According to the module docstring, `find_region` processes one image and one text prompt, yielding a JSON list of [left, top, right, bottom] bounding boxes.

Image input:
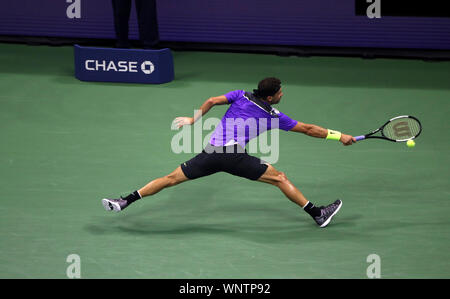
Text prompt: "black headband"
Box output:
[[252, 86, 280, 98]]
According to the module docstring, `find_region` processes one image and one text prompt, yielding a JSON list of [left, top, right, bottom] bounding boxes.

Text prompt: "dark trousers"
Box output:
[[111, 0, 159, 48]]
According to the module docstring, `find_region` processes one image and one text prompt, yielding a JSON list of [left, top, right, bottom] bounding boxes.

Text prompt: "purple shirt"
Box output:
[[209, 90, 298, 148]]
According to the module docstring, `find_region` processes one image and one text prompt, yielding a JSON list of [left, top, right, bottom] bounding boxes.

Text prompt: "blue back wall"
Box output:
[[1, 0, 449, 49]]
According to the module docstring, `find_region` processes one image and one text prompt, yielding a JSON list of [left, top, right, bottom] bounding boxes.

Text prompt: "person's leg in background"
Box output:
[[135, 0, 160, 49], [111, 0, 132, 48]]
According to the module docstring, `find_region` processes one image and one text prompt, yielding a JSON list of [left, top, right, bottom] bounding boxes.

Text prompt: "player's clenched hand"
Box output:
[[340, 134, 356, 146], [173, 117, 194, 129]]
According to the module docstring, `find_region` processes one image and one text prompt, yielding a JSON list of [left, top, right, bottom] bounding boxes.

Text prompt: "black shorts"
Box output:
[[180, 144, 269, 181]]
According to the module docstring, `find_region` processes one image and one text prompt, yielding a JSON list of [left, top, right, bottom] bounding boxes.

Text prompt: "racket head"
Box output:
[[381, 115, 422, 142]]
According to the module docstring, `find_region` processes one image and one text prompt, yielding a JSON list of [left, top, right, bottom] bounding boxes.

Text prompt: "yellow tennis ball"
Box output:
[[407, 140, 415, 148]]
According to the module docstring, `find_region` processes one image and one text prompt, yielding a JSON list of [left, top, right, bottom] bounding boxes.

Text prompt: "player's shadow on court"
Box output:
[[85, 199, 366, 245]]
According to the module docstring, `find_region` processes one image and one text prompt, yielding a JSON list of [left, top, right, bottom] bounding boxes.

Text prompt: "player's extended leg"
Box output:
[[257, 164, 308, 208], [102, 166, 189, 212], [257, 164, 342, 228], [138, 166, 188, 197]]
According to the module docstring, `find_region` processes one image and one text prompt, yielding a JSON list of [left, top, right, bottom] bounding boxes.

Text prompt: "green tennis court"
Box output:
[[0, 43, 449, 278]]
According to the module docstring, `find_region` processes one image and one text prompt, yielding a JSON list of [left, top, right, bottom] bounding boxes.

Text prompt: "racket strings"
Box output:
[[383, 118, 421, 140]]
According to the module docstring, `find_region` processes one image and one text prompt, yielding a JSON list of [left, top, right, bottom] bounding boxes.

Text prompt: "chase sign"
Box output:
[[74, 44, 174, 84]]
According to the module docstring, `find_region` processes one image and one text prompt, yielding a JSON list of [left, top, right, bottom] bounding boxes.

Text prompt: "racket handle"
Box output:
[[355, 135, 365, 141]]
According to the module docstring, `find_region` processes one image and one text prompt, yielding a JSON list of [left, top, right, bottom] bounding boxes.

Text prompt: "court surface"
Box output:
[[0, 43, 449, 278]]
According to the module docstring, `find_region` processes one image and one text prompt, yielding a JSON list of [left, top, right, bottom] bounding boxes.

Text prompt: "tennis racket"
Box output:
[[355, 115, 422, 142]]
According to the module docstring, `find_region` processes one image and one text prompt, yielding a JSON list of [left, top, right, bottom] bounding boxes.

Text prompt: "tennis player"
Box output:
[[102, 77, 356, 228]]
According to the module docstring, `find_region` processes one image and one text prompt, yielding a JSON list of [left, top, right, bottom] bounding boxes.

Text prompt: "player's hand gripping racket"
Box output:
[[355, 115, 422, 142]]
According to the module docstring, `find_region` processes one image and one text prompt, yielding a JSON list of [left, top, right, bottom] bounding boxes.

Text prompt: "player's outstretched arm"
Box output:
[[290, 121, 355, 146], [173, 95, 229, 129]]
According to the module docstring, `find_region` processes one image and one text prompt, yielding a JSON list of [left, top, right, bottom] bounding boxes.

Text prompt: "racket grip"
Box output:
[[355, 135, 365, 141]]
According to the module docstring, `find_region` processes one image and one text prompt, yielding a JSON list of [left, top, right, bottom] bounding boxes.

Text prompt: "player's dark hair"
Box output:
[[253, 77, 281, 99]]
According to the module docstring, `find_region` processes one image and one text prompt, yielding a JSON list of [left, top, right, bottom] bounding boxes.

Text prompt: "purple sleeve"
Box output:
[[278, 112, 298, 131], [224, 90, 244, 104]]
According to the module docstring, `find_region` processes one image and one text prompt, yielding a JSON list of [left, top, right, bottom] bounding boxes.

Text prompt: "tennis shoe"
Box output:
[[314, 199, 342, 228], [102, 197, 130, 212]]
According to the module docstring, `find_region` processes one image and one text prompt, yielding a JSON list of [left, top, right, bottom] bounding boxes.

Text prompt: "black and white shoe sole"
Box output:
[[320, 200, 343, 228], [102, 199, 121, 212]]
